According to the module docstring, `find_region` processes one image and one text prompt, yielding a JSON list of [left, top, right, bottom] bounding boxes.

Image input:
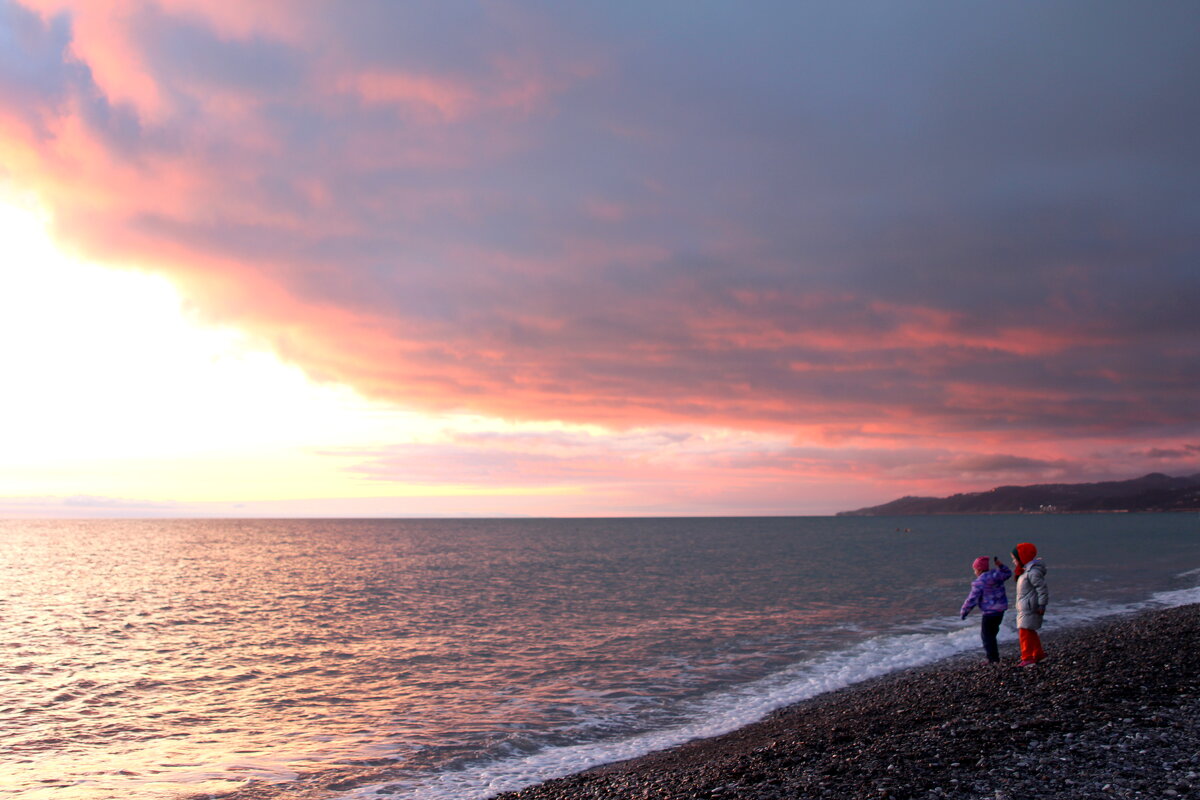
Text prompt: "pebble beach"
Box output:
[[494, 604, 1200, 800]]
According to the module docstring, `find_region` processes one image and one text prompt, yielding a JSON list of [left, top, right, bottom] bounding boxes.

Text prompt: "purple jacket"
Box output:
[[960, 563, 1011, 617]]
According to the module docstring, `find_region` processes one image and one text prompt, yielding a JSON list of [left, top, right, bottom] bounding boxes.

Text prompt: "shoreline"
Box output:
[[494, 604, 1200, 800]]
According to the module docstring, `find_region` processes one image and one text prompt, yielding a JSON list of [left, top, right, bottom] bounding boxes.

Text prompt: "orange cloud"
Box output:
[[346, 71, 478, 120]]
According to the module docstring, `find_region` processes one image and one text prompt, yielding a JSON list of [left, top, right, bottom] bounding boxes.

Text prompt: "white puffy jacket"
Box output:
[[1015, 558, 1048, 630]]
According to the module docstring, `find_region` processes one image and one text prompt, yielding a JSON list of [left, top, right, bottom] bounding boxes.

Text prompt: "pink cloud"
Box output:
[[346, 71, 477, 120], [308, 425, 1200, 514]]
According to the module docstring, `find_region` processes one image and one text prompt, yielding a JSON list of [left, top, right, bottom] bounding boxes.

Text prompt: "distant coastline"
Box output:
[[838, 472, 1200, 516]]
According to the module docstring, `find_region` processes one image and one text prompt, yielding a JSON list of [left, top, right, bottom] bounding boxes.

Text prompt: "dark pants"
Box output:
[[981, 612, 1004, 662]]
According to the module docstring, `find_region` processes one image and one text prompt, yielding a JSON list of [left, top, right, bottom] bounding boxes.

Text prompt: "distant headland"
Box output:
[[837, 472, 1200, 516]]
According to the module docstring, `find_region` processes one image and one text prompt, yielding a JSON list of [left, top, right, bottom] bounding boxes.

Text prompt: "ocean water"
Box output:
[[1, 515, 1197, 800]]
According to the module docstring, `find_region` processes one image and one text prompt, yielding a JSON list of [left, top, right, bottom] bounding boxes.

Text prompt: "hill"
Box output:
[[837, 472, 1200, 516]]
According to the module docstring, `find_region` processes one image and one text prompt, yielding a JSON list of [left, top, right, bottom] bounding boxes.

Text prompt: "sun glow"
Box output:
[[0, 196, 436, 507]]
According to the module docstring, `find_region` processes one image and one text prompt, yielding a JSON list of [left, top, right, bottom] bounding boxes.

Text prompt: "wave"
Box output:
[[342, 583, 1200, 800]]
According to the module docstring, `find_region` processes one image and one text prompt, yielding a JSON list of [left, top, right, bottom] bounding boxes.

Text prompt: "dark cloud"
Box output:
[[946, 454, 1067, 476], [0, 2, 79, 135], [1142, 445, 1200, 460], [132, 5, 307, 95]]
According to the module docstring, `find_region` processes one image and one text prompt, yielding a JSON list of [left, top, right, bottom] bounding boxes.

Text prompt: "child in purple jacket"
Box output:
[[960, 556, 1012, 663]]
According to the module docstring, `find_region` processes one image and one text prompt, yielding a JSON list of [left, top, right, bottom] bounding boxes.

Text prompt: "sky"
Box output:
[[1, 1, 1198, 517]]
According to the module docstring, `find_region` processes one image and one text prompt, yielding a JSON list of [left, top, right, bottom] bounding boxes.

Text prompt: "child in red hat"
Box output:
[[1011, 542, 1048, 666]]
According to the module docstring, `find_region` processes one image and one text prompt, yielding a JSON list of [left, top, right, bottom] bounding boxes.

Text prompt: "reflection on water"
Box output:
[[0, 516, 1196, 799]]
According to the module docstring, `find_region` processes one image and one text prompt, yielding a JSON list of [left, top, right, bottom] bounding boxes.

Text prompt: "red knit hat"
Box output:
[[1012, 542, 1037, 564], [972, 556, 990, 573]]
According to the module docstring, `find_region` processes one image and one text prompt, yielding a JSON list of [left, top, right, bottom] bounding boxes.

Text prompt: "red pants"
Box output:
[[1018, 628, 1046, 663]]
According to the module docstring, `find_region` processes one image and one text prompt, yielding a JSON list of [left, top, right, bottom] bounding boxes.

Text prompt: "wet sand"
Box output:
[[494, 604, 1200, 800]]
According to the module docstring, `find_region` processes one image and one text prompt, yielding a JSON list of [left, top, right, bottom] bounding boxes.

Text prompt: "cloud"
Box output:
[[316, 427, 1096, 513], [1141, 444, 1200, 460], [941, 454, 1068, 477], [0, 494, 180, 517], [2, 1, 1198, 484]]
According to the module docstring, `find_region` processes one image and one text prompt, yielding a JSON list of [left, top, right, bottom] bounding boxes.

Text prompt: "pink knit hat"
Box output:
[[972, 556, 990, 573]]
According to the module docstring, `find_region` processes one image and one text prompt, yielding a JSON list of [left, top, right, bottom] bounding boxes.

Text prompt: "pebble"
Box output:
[[489, 604, 1200, 800]]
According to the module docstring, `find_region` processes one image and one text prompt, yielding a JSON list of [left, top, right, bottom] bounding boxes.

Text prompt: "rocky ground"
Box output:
[[494, 604, 1200, 800]]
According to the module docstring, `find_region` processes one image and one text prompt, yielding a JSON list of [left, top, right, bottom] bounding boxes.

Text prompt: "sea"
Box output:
[[2, 515, 1197, 800]]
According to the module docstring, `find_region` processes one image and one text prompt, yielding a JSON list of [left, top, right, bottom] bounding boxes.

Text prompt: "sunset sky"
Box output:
[[1, 1, 1197, 517]]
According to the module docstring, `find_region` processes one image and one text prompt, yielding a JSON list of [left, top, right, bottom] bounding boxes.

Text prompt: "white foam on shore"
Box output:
[[343, 586, 1200, 800], [1149, 584, 1200, 607]]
